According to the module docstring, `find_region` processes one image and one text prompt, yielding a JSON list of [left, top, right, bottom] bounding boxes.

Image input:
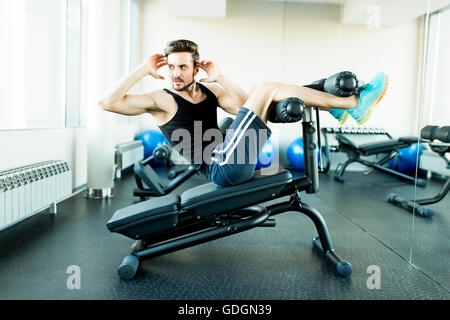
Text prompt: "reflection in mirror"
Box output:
[[409, 3, 450, 290], [317, 0, 429, 265]]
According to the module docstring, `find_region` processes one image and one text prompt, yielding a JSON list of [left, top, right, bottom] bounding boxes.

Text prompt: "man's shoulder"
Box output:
[[148, 88, 169, 96], [147, 88, 174, 102], [147, 89, 176, 112], [199, 82, 222, 98]]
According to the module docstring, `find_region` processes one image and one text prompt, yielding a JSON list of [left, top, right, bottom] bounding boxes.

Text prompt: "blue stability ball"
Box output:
[[256, 138, 276, 170], [388, 143, 424, 173], [287, 137, 320, 171], [136, 130, 168, 160]]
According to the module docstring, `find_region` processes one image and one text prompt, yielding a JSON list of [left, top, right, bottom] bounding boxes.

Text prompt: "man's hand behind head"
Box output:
[[196, 60, 223, 83], [141, 53, 168, 80]]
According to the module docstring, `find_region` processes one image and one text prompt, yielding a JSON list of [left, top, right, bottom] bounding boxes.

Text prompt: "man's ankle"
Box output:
[[351, 95, 360, 109]]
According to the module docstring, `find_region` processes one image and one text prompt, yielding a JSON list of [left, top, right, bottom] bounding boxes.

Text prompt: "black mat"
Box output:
[[315, 169, 450, 291], [0, 167, 448, 300]]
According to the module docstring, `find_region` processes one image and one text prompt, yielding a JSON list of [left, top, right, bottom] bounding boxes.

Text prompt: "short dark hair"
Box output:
[[164, 39, 199, 66]]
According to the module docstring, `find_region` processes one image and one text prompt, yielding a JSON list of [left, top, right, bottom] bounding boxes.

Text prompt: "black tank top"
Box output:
[[159, 83, 223, 169]]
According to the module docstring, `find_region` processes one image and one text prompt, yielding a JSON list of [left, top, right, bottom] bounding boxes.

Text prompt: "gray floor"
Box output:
[[316, 168, 450, 291], [0, 167, 448, 300]]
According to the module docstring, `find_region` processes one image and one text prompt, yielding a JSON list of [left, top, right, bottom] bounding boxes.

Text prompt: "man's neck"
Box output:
[[170, 81, 202, 99]]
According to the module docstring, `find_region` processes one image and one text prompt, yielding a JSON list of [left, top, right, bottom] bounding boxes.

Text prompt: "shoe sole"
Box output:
[[357, 75, 389, 125]]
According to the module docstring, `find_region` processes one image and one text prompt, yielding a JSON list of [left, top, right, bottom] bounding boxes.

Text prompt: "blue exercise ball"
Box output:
[[136, 130, 168, 160], [287, 138, 320, 171], [256, 138, 276, 170], [388, 143, 424, 173]]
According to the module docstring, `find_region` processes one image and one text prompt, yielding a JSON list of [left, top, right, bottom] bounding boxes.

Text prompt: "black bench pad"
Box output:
[[107, 193, 180, 239], [180, 168, 292, 218], [107, 168, 292, 239]]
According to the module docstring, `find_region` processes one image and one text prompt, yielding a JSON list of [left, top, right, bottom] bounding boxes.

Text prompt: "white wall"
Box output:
[[0, 124, 138, 190], [139, 0, 423, 166], [0, 0, 425, 186]]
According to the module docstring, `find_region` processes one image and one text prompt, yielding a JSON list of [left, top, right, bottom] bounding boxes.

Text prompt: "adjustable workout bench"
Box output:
[[387, 125, 450, 217], [107, 72, 358, 280], [332, 132, 426, 186]]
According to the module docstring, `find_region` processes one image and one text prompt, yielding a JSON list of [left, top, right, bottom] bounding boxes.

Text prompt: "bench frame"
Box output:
[[111, 106, 352, 280]]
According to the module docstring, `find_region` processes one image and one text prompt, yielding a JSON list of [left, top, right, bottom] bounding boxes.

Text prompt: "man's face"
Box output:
[[167, 52, 198, 91]]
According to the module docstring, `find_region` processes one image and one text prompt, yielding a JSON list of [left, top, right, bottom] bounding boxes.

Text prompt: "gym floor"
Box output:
[[0, 167, 448, 300]]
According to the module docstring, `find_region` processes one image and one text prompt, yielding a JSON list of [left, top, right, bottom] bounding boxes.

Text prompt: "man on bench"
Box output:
[[98, 39, 389, 187], [100, 39, 388, 280]]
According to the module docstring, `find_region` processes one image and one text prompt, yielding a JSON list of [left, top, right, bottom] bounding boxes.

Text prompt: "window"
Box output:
[[79, 0, 140, 127], [0, 0, 140, 130], [0, 0, 67, 130], [423, 5, 450, 126], [66, 0, 82, 127]]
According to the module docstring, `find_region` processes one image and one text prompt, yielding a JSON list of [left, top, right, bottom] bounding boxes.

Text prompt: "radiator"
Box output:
[[115, 141, 144, 179], [0, 160, 72, 231]]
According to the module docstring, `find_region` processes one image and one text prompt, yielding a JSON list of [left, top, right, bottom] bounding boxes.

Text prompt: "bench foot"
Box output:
[[312, 236, 352, 277], [387, 193, 434, 217], [118, 255, 139, 280]]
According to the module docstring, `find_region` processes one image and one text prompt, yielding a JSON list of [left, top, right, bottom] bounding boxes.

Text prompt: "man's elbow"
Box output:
[[236, 96, 247, 109], [238, 91, 248, 104], [98, 99, 115, 111]]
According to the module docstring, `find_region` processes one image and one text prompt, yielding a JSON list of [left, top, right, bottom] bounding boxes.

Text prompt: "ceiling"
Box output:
[[159, 0, 450, 26], [251, 0, 346, 4]]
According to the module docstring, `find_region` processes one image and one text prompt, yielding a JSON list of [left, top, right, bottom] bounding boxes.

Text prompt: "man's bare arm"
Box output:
[[214, 76, 248, 115], [197, 60, 247, 115], [98, 54, 167, 115]]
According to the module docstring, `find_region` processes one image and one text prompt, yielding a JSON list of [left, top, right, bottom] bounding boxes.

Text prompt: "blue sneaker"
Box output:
[[348, 72, 389, 125], [329, 109, 349, 124]]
